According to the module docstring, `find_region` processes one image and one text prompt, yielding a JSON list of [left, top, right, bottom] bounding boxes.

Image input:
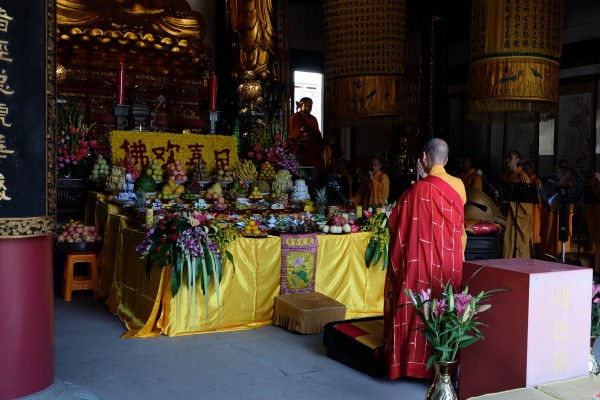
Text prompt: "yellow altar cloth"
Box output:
[[87, 194, 385, 337]]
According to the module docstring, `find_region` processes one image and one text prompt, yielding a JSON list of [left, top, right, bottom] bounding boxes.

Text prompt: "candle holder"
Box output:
[[113, 104, 130, 130], [204, 110, 222, 134]]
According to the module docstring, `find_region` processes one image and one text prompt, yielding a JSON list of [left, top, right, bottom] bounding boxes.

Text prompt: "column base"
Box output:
[[19, 378, 99, 400]]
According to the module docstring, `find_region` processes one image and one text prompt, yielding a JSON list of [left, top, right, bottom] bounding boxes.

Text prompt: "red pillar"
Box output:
[[0, 236, 54, 399]]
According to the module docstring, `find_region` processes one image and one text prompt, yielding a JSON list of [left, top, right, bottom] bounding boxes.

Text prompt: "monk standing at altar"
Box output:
[[289, 97, 326, 172], [384, 138, 466, 380], [523, 161, 542, 251], [498, 150, 533, 258], [350, 157, 390, 210], [458, 156, 482, 191]]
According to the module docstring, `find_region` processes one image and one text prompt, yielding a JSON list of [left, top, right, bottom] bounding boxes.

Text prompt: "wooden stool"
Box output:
[[63, 252, 98, 301]]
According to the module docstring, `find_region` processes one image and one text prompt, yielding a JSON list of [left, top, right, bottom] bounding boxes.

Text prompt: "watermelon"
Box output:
[[134, 174, 157, 193]]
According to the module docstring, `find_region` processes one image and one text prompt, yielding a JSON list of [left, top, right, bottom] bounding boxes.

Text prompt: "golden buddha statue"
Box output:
[[56, 0, 207, 73], [227, 0, 279, 79]]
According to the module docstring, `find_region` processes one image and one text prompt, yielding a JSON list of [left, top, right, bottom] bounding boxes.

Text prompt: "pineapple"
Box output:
[[314, 187, 328, 216]]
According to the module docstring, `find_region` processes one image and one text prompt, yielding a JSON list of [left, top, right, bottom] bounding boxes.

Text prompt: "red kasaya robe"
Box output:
[[384, 175, 464, 380]]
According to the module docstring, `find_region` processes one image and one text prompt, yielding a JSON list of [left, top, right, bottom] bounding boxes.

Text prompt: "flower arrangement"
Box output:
[[592, 284, 600, 337], [247, 131, 300, 175], [56, 103, 96, 178], [357, 201, 394, 269], [405, 279, 495, 369], [135, 205, 239, 326]]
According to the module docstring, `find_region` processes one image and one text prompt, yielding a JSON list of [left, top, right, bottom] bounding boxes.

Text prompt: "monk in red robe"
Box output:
[[384, 138, 466, 380], [289, 97, 326, 172]]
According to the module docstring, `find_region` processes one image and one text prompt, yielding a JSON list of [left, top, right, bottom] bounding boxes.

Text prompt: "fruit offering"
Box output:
[[272, 169, 293, 193], [56, 220, 102, 243], [145, 159, 164, 182], [105, 166, 126, 190], [243, 220, 263, 236], [193, 159, 210, 181], [180, 190, 197, 201], [118, 154, 140, 180], [257, 161, 275, 180], [249, 186, 263, 200], [215, 160, 234, 182], [89, 154, 110, 180], [167, 159, 187, 181], [232, 159, 258, 180], [159, 178, 184, 200], [186, 180, 204, 195]]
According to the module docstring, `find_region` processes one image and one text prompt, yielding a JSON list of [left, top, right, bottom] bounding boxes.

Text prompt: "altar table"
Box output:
[[86, 193, 386, 337]]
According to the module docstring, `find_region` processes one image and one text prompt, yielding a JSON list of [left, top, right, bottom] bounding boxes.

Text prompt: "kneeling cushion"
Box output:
[[323, 316, 385, 377]]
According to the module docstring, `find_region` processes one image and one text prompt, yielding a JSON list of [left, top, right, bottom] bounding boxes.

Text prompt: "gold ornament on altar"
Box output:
[[56, 64, 67, 85], [467, 0, 564, 121], [55, 0, 209, 76], [237, 71, 264, 113]]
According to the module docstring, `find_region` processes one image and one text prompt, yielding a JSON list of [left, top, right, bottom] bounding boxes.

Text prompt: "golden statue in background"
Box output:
[[56, 0, 208, 74], [227, 0, 279, 79]]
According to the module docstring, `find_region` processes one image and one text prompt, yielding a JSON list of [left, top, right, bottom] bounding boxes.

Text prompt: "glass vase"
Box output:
[[425, 361, 457, 400]]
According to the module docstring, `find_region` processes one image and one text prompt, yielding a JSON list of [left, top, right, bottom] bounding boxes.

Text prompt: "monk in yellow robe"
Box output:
[[523, 162, 542, 247], [498, 150, 532, 258], [458, 157, 482, 191], [351, 157, 390, 210]]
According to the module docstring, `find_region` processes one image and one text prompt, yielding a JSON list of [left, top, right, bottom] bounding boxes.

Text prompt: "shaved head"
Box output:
[[423, 138, 449, 165]]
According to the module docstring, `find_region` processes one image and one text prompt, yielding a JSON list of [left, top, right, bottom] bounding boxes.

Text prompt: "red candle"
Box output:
[[209, 71, 218, 111], [117, 61, 125, 105]]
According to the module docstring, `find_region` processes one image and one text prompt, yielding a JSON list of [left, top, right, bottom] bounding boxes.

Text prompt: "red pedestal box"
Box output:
[[459, 258, 592, 400]]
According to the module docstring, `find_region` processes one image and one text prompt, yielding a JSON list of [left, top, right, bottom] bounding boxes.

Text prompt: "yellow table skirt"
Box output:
[[88, 194, 386, 338]]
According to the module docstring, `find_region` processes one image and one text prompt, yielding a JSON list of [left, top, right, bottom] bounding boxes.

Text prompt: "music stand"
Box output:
[[498, 182, 539, 258]]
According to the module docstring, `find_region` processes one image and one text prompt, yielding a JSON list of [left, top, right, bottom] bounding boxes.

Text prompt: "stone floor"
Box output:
[[53, 291, 430, 400]]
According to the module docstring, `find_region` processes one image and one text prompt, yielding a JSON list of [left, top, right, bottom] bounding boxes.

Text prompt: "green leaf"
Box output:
[[171, 257, 182, 297], [200, 255, 210, 327], [364, 240, 376, 268], [458, 336, 480, 348], [224, 250, 236, 274], [373, 243, 382, 267], [382, 245, 388, 270]]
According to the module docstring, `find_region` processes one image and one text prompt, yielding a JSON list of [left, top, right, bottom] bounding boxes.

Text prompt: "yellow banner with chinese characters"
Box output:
[[109, 131, 239, 174], [467, 0, 563, 118]]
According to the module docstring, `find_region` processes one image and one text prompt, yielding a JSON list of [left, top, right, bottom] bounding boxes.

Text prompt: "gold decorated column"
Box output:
[[467, 0, 563, 120], [323, 0, 406, 122]]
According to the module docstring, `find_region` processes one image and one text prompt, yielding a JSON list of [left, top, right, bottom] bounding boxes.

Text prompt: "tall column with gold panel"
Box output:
[[323, 0, 406, 122], [0, 1, 57, 398], [467, 0, 563, 120]]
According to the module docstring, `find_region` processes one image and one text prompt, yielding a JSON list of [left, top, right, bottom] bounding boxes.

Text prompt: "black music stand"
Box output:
[[498, 182, 539, 258]]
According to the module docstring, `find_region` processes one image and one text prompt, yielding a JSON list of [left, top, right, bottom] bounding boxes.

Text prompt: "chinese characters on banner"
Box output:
[[0, 8, 14, 202], [109, 131, 239, 174]]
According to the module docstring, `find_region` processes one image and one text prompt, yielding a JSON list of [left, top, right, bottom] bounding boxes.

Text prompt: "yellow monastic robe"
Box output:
[[351, 170, 390, 209], [499, 166, 533, 258], [458, 167, 483, 191], [429, 165, 468, 252], [538, 203, 573, 260], [530, 173, 542, 245]]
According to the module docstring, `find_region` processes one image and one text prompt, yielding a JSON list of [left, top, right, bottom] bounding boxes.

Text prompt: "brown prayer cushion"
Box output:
[[272, 292, 346, 334]]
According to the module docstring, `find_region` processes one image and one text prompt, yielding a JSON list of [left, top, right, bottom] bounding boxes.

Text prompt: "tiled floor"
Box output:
[[54, 292, 430, 400]]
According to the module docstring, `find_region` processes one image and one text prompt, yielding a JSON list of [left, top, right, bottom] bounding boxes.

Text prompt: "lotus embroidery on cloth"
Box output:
[[280, 234, 318, 294]]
